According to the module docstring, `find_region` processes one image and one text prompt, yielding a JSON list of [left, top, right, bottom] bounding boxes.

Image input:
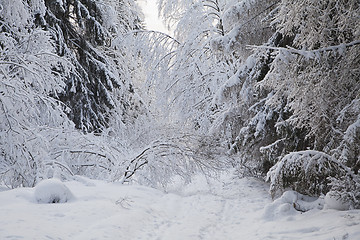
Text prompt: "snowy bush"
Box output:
[[327, 174, 360, 210], [266, 151, 349, 198], [325, 191, 351, 211], [34, 179, 74, 204], [112, 133, 229, 188]]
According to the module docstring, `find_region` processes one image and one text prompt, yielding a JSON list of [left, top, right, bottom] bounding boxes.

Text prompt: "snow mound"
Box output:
[[324, 191, 351, 211], [0, 186, 9, 192], [34, 179, 74, 204], [263, 191, 298, 220], [263, 191, 324, 221]]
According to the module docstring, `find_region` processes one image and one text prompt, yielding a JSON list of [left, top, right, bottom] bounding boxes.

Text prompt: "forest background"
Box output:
[[0, 0, 359, 208]]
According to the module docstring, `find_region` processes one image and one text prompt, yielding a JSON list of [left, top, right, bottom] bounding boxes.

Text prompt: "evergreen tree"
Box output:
[[40, 0, 143, 132], [0, 0, 145, 187]]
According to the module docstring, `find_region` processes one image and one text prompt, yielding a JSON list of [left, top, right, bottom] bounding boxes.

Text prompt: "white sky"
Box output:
[[138, 0, 169, 34]]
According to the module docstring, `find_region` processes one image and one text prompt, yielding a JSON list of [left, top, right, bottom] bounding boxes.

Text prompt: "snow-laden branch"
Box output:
[[115, 135, 228, 184], [0, 61, 38, 75], [44, 161, 75, 176], [248, 40, 360, 59], [125, 30, 180, 45]]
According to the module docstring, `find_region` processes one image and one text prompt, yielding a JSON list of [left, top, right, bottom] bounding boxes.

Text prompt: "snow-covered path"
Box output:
[[125, 177, 270, 240], [0, 174, 359, 240]]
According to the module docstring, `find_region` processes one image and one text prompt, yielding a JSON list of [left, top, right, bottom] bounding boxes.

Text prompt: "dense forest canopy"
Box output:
[[0, 0, 359, 208]]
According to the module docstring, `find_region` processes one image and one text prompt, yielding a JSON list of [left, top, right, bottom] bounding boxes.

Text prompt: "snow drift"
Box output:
[[34, 179, 75, 204]]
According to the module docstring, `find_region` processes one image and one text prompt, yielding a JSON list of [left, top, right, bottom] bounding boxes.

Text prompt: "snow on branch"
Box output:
[[115, 29, 180, 73], [114, 134, 229, 185], [118, 30, 180, 45], [122, 30, 180, 46], [248, 40, 360, 60], [44, 161, 75, 176]]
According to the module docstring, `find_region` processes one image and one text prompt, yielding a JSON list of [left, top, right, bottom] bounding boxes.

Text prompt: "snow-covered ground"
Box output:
[[0, 173, 359, 240]]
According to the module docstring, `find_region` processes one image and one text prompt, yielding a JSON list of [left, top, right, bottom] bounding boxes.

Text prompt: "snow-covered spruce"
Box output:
[[34, 179, 74, 204], [266, 150, 350, 199], [327, 174, 360, 210]]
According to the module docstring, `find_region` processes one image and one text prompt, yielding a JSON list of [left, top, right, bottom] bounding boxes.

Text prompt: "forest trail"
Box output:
[[128, 176, 271, 240], [0, 173, 359, 240]]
